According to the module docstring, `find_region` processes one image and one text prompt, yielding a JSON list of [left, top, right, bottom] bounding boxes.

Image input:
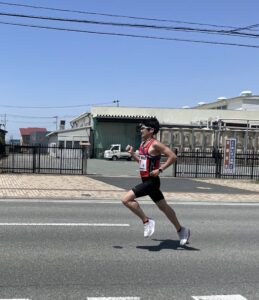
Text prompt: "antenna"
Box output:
[[113, 100, 120, 107]]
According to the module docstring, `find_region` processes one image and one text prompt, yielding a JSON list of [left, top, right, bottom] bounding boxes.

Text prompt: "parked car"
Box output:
[[104, 144, 132, 161]]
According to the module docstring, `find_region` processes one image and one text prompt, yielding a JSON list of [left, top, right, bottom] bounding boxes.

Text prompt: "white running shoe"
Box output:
[[178, 227, 190, 246], [144, 218, 155, 238]]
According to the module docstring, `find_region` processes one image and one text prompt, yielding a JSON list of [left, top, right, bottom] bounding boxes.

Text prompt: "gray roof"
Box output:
[[95, 114, 155, 119], [46, 126, 91, 137], [192, 95, 259, 109]]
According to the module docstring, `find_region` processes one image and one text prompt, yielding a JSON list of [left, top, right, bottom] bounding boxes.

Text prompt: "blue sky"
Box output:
[[1, 0, 259, 139]]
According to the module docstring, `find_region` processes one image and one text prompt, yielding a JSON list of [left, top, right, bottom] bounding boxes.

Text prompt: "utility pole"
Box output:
[[53, 116, 58, 130], [0, 114, 6, 129], [113, 100, 120, 107], [4, 114, 6, 129]]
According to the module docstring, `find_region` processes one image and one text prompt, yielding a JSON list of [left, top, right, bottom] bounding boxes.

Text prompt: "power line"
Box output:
[[7, 114, 78, 119], [6, 120, 56, 124], [0, 100, 114, 109], [0, 11, 258, 39], [6, 114, 79, 120], [1, 20, 259, 49], [228, 23, 259, 34], [6, 114, 57, 119], [0, 0, 251, 31]]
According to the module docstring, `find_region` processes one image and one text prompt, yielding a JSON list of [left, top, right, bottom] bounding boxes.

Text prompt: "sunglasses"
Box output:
[[140, 125, 152, 130]]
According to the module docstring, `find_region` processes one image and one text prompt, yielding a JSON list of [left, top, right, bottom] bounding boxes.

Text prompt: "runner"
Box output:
[[122, 118, 190, 246]]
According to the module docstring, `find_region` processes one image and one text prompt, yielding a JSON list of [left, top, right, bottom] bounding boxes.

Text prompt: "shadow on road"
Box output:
[[136, 239, 200, 251]]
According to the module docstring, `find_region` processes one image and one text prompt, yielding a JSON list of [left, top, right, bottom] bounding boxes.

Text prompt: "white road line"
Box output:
[[167, 201, 259, 206], [87, 298, 140, 300], [0, 299, 31, 300], [192, 295, 247, 300], [196, 187, 212, 190], [1, 199, 259, 206], [0, 223, 130, 227]]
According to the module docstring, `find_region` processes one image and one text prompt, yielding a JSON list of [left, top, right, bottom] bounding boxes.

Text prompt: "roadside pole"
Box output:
[[80, 141, 90, 175]]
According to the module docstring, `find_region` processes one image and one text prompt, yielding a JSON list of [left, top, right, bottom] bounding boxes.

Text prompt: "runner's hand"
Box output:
[[126, 145, 134, 154], [150, 169, 159, 177]]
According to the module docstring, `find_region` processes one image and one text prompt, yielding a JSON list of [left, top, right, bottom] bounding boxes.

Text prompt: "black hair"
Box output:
[[142, 118, 160, 134]]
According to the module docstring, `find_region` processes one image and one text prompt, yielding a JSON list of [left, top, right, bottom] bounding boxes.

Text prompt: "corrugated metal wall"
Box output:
[[94, 121, 141, 158]]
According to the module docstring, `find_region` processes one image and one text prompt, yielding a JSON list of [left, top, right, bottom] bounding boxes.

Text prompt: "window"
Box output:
[[161, 131, 170, 144], [73, 141, 80, 148], [172, 132, 180, 145], [66, 141, 72, 149], [58, 141, 64, 148], [111, 145, 119, 151]]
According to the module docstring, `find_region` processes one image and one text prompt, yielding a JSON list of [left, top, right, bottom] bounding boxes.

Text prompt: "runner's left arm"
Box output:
[[151, 142, 177, 176]]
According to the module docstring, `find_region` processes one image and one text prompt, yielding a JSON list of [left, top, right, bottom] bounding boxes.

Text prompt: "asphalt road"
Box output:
[[87, 160, 259, 196], [0, 200, 258, 300], [91, 176, 258, 195]]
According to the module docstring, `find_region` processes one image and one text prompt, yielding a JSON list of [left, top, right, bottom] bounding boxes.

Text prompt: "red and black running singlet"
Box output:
[[138, 138, 161, 178]]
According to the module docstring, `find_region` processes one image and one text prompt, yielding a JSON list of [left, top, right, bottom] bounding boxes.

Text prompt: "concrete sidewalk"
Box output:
[[0, 174, 259, 202]]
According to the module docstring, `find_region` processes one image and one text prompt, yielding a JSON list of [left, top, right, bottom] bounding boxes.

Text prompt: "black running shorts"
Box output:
[[132, 176, 164, 202]]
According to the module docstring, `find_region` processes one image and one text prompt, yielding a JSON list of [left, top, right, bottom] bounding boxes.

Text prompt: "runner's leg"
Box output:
[[122, 190, 148, 223], [155, 199, 181, 231]]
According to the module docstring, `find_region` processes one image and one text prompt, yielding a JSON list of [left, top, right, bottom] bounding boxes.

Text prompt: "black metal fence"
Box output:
[[0, 144, 87, 175], [174, 150, 259, 179], [1, 145, 259, 179]]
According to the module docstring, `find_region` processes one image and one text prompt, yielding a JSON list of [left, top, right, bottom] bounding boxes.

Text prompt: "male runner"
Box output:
[[122, 118, 190, 246]]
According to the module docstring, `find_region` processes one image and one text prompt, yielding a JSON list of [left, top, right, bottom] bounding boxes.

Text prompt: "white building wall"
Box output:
[[227, 99, 259, 111], [70, 114, 92, 128], [242, 99, 259, 111], [58, 129, 90, 141], [48, 127, 91, 148], [227, 101, 243, 110], [242, 104, 259, 111], [91, 106, 259, 126]]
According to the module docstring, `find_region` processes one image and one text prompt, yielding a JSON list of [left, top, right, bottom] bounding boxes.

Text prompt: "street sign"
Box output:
[[223, 138, 236, 173]]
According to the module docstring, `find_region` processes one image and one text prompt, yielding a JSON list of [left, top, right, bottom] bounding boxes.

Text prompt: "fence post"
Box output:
[[60, 147, 63, 174], [38, 145, 41, 173], [32, 146, 37, 173], [218, 150, 222, 178], [11, 145, 15, 173], [250, 150, 255, 180], [82, 146, 88, 175], [173, 161, 177, 177], [214, 149, 222, 178], [172, 149, 177, 177], [195, 149, 199, 178]]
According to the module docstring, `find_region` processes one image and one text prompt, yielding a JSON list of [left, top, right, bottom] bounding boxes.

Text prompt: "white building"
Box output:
[[46, 91, 259, 156], [47, 115, 92, 149], [193, 91, 259, 111]]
